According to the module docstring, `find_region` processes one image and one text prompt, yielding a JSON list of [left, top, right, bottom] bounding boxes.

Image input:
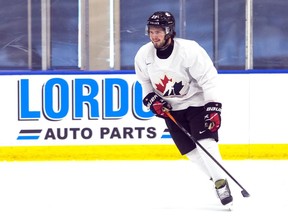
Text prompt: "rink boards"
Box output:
[[0, 70, 288, 160]]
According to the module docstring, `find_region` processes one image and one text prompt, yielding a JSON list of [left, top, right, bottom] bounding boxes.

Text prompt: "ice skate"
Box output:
[[215, 179, 233, 206]]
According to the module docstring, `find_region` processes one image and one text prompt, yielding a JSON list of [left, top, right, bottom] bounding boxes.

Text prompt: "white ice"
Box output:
[[0, 160, 287, 216]]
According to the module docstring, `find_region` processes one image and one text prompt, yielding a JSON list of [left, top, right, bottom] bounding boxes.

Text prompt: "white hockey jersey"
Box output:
[[134, 38, 220, 111]]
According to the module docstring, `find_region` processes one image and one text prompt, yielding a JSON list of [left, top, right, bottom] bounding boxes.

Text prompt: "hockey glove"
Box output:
[[204, 102, 222, 132], [143, 92, 172, 118]]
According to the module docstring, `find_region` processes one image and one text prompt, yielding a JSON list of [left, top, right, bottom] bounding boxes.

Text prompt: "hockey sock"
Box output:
[[185, 148, 211, 179], [196, 138, 227, 183]]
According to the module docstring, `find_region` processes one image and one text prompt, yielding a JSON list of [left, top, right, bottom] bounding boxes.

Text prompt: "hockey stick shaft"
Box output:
[[164, 110, 250, 197]]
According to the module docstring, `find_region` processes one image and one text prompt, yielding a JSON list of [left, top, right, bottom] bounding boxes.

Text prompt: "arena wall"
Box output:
[[0, 70, 287, 160]]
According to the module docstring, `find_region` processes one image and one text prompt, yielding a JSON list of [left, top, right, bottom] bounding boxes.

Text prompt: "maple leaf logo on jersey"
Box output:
[[155, 75, 184, 96]]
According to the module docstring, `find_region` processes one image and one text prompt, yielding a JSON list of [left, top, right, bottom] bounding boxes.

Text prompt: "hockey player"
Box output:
[[134, 11, 233, 206]]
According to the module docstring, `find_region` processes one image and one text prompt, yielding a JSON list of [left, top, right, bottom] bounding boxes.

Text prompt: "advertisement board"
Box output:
[[0, 72, 173, 147], [1, 70, 288, 160]]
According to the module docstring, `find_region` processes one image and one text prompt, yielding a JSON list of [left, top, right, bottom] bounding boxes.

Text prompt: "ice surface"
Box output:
[[0, 160, 287, 216]]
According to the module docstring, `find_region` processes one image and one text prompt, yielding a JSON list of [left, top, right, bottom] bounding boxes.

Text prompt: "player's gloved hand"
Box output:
[[143, 92, 172, 118], [204, 102, 222, 132]]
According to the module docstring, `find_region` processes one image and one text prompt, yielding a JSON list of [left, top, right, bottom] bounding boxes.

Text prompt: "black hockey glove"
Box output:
[[143, 92, 172, 118], [204, 102, 222, 132]]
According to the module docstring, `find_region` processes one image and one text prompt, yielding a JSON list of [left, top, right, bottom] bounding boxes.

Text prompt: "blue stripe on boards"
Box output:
[[1, 69, 288, 76]]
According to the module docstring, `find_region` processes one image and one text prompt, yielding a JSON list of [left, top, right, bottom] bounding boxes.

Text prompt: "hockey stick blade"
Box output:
[[163, 108, 250, 198], [241, 189, 250, 197]]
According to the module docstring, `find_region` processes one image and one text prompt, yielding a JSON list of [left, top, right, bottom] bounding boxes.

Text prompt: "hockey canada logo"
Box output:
[[155, 75, 184, 96]]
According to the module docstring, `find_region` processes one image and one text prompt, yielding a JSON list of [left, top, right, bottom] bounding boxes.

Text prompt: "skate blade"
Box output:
[[225, 202, 233, 211]]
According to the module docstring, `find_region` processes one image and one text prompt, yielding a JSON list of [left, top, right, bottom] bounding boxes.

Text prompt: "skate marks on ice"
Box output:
[[0, 160, 287, 216]]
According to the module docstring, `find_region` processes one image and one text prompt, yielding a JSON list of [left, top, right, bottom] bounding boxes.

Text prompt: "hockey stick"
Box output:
[[163, 109, 250, 198]]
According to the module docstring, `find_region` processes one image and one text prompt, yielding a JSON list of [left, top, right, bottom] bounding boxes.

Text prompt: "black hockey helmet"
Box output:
[[146, 11, 176, 38]]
